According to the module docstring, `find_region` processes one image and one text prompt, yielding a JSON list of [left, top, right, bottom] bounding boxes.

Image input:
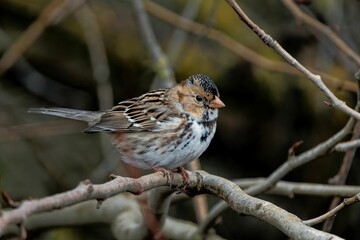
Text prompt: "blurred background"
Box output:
[[0, 0, 360, 239]]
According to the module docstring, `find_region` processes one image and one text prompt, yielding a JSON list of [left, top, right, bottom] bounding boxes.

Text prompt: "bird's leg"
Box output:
[[149, 163, 190, 189], [174, 166, 190, 189], [151, 166, 174, 186]]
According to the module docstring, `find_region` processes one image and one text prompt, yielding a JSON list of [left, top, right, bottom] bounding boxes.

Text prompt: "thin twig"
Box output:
[[327, 120, 359, 186], [171, 178, 360, 204], [166, 0, 202, 67], [198, 104, 357, 234], [225, 0, 360, 120], [281, 0, 360, 67], [145, 1, 356, 92], [76, 4, 113, 110], [304, 192, 360, 226], [76, 3, 114, 159], [322, 76, 360, 231], [233, 178, 360, 198]]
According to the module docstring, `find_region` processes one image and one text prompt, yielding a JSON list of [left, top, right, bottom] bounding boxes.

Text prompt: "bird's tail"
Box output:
[[28, 107, 103, 125]]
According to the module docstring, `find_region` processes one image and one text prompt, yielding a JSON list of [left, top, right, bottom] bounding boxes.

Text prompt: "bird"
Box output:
[[29, 74, 225, 185]]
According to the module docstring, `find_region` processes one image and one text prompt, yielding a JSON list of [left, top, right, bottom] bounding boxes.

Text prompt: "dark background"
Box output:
[[0, 0, 359, 239]]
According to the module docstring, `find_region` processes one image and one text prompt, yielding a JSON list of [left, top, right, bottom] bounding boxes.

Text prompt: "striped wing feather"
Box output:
[[84, 89, 173, 133]]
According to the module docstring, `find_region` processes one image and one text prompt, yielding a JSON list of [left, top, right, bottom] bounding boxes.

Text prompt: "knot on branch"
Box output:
[[261, 34, 275, 47], [80, 179, 94, 195]]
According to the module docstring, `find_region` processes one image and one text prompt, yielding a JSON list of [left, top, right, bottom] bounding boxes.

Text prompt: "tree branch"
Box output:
[[145, 1, 356, 92], [304, 192, 360, 227], [334, 139, 360, 152], [199, 107, 356, 234], [132, 0, 175, 89], [225, 0, 360, 120], [0, 171, 343, 239], [233, 178, 360, 197], [281, 0, 360, 67]]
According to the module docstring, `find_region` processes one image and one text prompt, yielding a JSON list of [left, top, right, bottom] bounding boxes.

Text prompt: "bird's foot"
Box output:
[[152, 166, 190, 189], [174, 166, 190, 189], [152, 167, 174, 186]]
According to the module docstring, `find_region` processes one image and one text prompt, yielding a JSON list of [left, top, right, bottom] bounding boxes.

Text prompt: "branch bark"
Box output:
[[132, 0, 175, 89], [281, 0, 360, 67], [145, 1, 356, 92], [0, 171, 343, 239], [225, 0, 360, 120], [200, 108, 356, 234]]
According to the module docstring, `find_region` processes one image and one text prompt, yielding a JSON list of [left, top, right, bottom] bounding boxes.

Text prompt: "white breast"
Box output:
[[159, 119, 217, 169], [116, 112, 217, 170]]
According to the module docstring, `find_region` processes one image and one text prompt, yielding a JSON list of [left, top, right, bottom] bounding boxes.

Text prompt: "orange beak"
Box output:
[[209, 96, 225, 109]]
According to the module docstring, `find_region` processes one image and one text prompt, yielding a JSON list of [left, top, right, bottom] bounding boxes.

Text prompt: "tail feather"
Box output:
[[28, 107, 103, 125]]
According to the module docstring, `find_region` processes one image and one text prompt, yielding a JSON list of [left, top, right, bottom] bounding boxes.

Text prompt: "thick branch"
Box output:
[[0, 171, 342, 239], [200, 109, 355, 234], [199, 172, 342, 240]]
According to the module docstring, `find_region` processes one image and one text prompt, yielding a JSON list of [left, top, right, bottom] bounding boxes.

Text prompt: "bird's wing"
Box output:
[[84, 89, 179, 133]]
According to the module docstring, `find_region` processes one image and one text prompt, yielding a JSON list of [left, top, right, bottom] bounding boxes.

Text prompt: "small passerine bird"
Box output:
[[29, 74, 225, 183]]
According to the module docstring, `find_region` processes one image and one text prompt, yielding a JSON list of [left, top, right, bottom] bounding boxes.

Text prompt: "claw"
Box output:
[[151, 166, 190, 189], [152, 167, 174, 187], [175, 167, 190, 189]]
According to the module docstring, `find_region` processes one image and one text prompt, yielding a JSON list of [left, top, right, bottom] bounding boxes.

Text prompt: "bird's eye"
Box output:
[[195, 95, 203, 102]]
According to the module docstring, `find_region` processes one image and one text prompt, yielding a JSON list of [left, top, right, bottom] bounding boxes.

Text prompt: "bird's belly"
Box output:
[[112, 122, 216, 170]]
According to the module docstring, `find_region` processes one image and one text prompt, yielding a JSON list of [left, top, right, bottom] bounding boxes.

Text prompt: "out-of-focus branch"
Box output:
[[0, 28, 91, 106], [3, 194, 221, 240], [166, 0, 202, 67], [76, 4, 114, 162], [144, 187, 174, 240], [2, 194, 222, 240], [321, 75, 360, 231], [76, 4, 113, 110], [188, 159, 208, 223], [171, 179, 360, 205], [0, 173, 179, 236], [329, 121, 360, 185], [132, 0, 175, 89], [0, 0, 88, 76], [281, 0, 360, 67], [304, 192, 360, 226], [233, 178, 360, 197], [30, 194, 148, 240], [145, 1, 357, 92], [225, 0, 360, 120], [334, 139, 360, 152], [0, 171, 343, 239]]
